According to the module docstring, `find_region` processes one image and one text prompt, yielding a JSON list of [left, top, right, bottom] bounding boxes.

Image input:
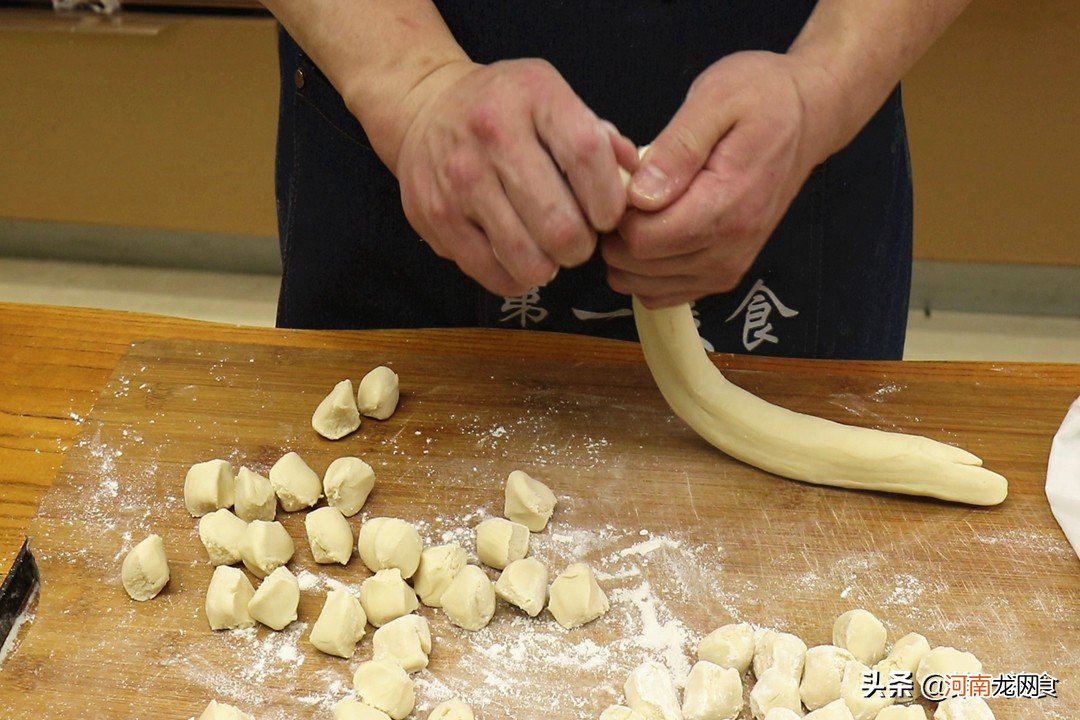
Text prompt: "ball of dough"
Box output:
[[428, 699, 475, 720], [199, 508, 248, 566], [475, 517, 530, 570], [324, 456, 376, 516], [494, 557, 548, 617], [184, 459, 235, 517], [199, 700, 253, 720], [503, 470, 557, 532], [360, 568, 420, 627], [600, 706, 645, 720], [412, 543, 467, 608], [247, 565, 300, 631], [312, 378, 361, 440], [548, 563, 609, 629], [698, 622, 755, 673], [915, 647, 982, 700], [239, 519, 295, 578], [753, 630, 807, 679], [682, 660, 743, 720], [309, 587, 367, 658], [353, 659, 415, 720], [805, 699, 856, 720], [876, 707, 928, 720], [305, 506, 354, 565], [269, 451, 322, 511], [933, 698, 995, 720], [749, 668, 802, 720], [205, 565, 255, 630], [358, 517, 423, 579], [357, 366, 400, 420], [373, 614, 432, 672], [763, 711, 802, 720], [122, 534, 170, 601], [623, 661, 682, 720], [332, 699, 392, 720], [233, 466, 277, 522], [800, 644, 856, 710], [833, 610, 888, 666], [840, 660, 894, 720], [441, 564, 496, 631], [875, 633, 930, 680]]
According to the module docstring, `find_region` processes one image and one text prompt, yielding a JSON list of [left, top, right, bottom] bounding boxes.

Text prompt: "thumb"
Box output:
[[630, 88, 736, 211]]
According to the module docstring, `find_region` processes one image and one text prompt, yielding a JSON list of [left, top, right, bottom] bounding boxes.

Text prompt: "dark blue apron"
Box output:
[[274, 1, 912, 359]]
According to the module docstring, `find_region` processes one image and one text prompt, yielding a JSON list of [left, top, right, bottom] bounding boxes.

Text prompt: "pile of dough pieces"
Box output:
[[605, 609, 994, 720], [312, 366, 401, 440]]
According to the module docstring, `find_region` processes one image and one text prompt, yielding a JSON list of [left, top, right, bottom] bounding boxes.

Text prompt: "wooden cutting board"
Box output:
[[1, 338, 1076, 720]]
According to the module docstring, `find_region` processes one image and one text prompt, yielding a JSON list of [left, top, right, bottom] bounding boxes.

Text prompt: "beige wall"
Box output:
[[0, 3, 1076, 265]]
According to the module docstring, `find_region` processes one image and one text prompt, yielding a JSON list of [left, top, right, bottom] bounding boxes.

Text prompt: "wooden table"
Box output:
[[0, 302, 1077, 719]]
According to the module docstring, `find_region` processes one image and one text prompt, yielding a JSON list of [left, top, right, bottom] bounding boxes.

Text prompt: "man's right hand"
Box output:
[[391, 59, 637, 297]]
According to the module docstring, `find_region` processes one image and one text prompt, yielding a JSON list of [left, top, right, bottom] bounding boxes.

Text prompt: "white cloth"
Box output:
[[1046, 396, 1080, 561]]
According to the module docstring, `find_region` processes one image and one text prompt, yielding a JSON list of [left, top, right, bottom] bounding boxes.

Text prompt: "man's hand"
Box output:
[[395, 59, 638, 297], [603, 51, 839, 309]]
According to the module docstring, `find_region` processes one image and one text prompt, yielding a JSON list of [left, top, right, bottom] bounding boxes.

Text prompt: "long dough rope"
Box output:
[[624, 152, 1007, 505]]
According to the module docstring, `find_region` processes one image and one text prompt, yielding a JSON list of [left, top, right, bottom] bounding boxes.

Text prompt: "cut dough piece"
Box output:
[[360, 568, 419, 627], [332, 699, 392, 720], [309, 587, 367, 658], [833, 610, 888, 666], [494, 557, 548, 617], [305, 506, 354, 565], [353, 659, 416, 720], [313, 379, 361, 440], [373, 614, 432, 672], [475, 517, 530, 570], [199, 700, 253, 720], [801, 644, 856, 710], [600, 707, 646, 720], [548, 563, 609, 629], [698, 622, 755, 673], [915, 647, 982, 700], [682, 660, 743, 720], [428, 699, 475, 720], [806, 699, 856, 720], [234, 466, 277, 522], [358, 517, 423, 578], [357, 366, 400, 420], [121, 534, 169, 601], [840, 660, 894, 720], [763, 711, 802, 720], [184, 459, 235, 517], [205, 565, 255, 630], [624, 661, 683, 720], [269, 451, 322, 511], [504, 470, 557, 531], [412, 543, 467, 607], [753, 630, 807, 679], [324, 456, 376, 516], [933, 698, 995, 720], [749, 668, 802, 720], [876, 707, 928, 720], [632, 298, 1008, 505], [248, 565, 300, 630], [441, 565, 496, 631], [239, 519, 295, 578], [874, 633, 930, 680], [199, 508, 248, 566]]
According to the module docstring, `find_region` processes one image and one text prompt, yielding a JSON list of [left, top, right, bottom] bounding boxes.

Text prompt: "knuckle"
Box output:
[[544, 215, 588, 256], [466, 102, 505, 145], [570, 125, 601, 162], [664, 124, 703, 167], [445, 153, 482, 192]]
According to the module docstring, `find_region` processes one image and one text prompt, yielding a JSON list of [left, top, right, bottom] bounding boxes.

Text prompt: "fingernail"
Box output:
[[632, 164, 668, 202]]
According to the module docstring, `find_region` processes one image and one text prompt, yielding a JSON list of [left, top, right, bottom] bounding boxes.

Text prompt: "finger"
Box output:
[[467, 175, 559, 288], [630, 81, 739, 212], [602, 233, 708, 277], [448, 221, 532, 297], [618, 170, 732, 260], [533, 91, 628, 233], [601, 121, 641, 179], [492, 132, 596, 268], [606, 265, 702, 299], [634, 291, 704, 309]]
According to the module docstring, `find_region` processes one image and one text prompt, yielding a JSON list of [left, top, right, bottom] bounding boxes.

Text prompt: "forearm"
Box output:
[[788, 0, 971, 158], [263, 0, 470, 169]]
